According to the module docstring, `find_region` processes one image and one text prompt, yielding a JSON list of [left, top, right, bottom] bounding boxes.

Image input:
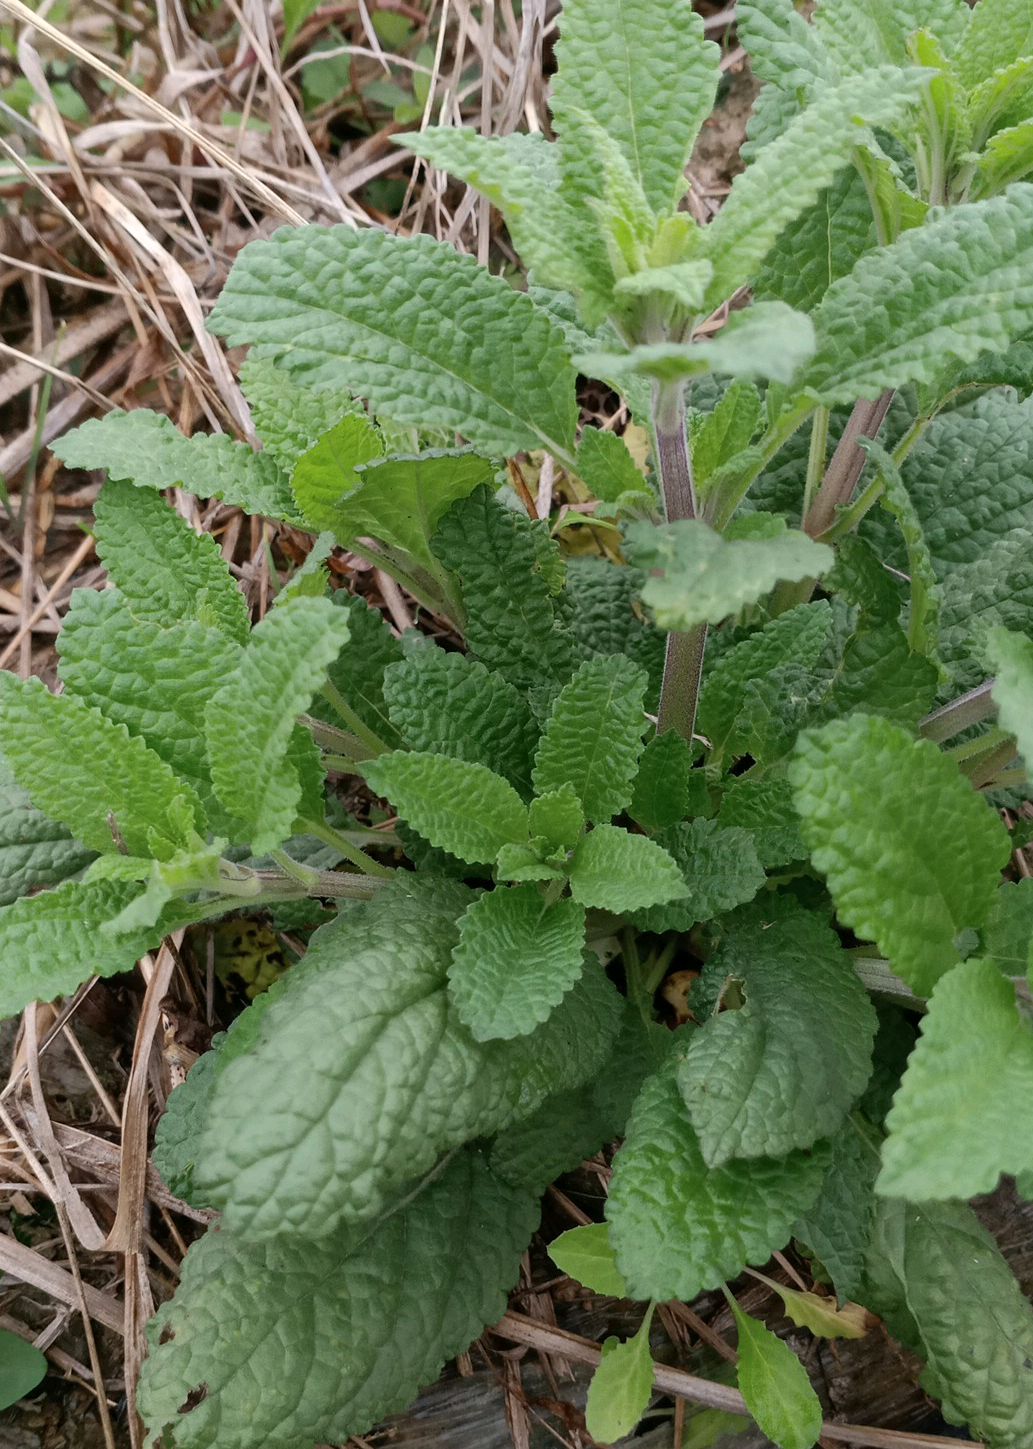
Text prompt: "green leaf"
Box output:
[[57, 589, 242, 830], [432, 487, 576, 688], [793, 1121, 879, 1304], [989, 626, 1033, 770], [755, 167, 875, 315], [716, 776, 806, 869], [627, 517, 833, 631], [790, 714, 1010, 994], [738, 0, 830, 93], [0, 753, 94, 908], [566, 557, 665, 706], [550, 0, 720, 216], [632, 818, 767, 933], [629, 731, 699, 833], [568, 824, 687, 912], [971, 119, 1033, 199], [91, 478, 250, 644], [730, 1301, 822, 1449], [955, 0, 1033, 89], [139, 1149, 539, 1449], [699, 67, 925, 308], [363, 750, 528, 865], [879, 958, 1033, 1198], [678, 905, 877, 1164], [207, 227, 578, 459], [968, 54, 1033, 148], [861, 439, 941, 662], [318, 592, 405, 749], [549, 1223, 629, 1296], [692, 380, 763, 493], [866, 1196, 1033, 1449], [448, 887, 587, 1041], [0, 1328, 47, 1411], [615, 259, 715, 312], [383, 648, 536, 795], [240, 355, 360, 471], [984, 878, 1033, 972], [607, 1057, 829, 1301], [193, 877, 620, 1236], [803, 185, 1033, 404], [0, 673, 202, 858], [939, 529, 1033, 688], [577, 427, 651, 506], [528, 784, 585, 853], [289, 412, 384, 532], [531, 656, 647, 823], [206, 597, 350, 852], [52, 409, 298, 523], [585, 1324, 655, 1445]]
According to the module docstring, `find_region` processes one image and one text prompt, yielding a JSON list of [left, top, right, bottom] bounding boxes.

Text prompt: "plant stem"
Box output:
[[320, 682, 390, 758], [818, 412, 933, 543], [800, 405, 830, 525], [919, 679, 996, 743], [300, 816, 395, 878], [804, 391, 895, 538], [653, 380, 706, 742], [705, 394, 815, 531], [300, 713, 366, 761]]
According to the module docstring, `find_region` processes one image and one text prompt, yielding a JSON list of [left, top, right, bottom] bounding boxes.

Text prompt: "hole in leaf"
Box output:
[[179, 1384, 208, 1414]]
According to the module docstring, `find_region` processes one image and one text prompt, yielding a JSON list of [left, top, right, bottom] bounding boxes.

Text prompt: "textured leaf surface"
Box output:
[[731, 1301, 822, 1449], [529, 784, 585, 852], [52, 408, 298, 522], [939, 529, 1033, 688], [879, 958, 1033, 1198], [755, 167, 874, 315], [240, 355, 359, 471], [139, 1150, 538, 1449], [549, 1223, 628, 1296], [363, 751, 528, 865], [716, 776, 806, 868], [566, 558, 665, 706], [433, 488, 575, 688], [0, 674, 201, 857], [206, 597, 350, 851], [790, 715, 1010, 994], [955, 0, 1033, 89], [989, 626, 1033, 770], [289, 413, 384, 532], [448, 887, 586, 1041], [868, 1197, 1033, 1449], [632, 819, 766, 934], [628, 518, 832, 631], [194, 878, 619, 1236], [678, 906, 877, 1164], [568, 824, 686, 913], [577, 427, 650, 505], [333, 450, 495, 566], [803, 185, 1033, 404], [383, 649, 536, 794], [319, 593, 405, 749], [629, 731, 699, 833], [984, 878, 1033, 973], [550, 0, 719, 215], [532, 656, 647, 822], [208, 227, 578, 459], [0, 755, 93, 908], [92, 478, 250, 643], [585, 1329, 654, 1445], [794, 1121, 878, 1304], [586, 304, 815, 386], [607, 1057, 828, 1301]]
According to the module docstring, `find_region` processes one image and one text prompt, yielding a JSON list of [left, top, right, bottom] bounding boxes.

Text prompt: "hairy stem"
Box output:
[[300, 713, 367, 761], [818, 412, 933, 543], [800, 405, 830, 525], [804, 390, 895, 538], [653, 380, 706, 742], [919, 679, 996, 743], [300, 816, 395, 878], [320, 682, 390, 757]]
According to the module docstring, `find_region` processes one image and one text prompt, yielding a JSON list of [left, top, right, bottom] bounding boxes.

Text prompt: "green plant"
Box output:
[[5, 0, 1033, 1443]]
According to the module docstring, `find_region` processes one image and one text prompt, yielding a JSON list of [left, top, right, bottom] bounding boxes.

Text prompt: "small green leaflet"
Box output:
[[207, 226, 579, 460], [627, 517, 832, 631], [51, 408, 298, 523], [755, 168, 875, 316], [240, 355, 360, 471], [989, 626, 1033, 770], [729, 1300, 822, 1449], [528, 784, 585, 853], [549, 1222, 628, 1296], [606, 1057, 829, 1301], [92, 478, 250, 644], [289, 413, 384, 532], [206, 596, 351, 853], [448, 887, 587, 1041], [790, 714, 1010, 995], [577, 427, 651, 507], [363, 751, 528, 866], [567, 825, 686, 913], [692, 380, 763, 493], [585, 1320, 655, 1445], [532, 655, 647, 822], [629, 731, 699, 833], [678, 905, 877, 1164], [0, 753, 94, 908], [879, 958, 1033, 1199], [861, 439, 941, 663], [954, 0, 1033, 90], [751, 1273, 868, 1339], [631, 818, 766, 934], [0, 673, 202, 858], [984, 878, 1033, 973], [971, 119, 1033, 199], [0, 1328, 47, 1411]]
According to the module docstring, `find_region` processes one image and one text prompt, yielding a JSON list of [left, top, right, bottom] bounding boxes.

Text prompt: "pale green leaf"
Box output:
[[677, 905, 878, 1164], [494, 843, 567, 884], [971, 118, 1033, 199], [862, 439, 941, 661], [955, 0, 1033, 89], [627, 517, 832, 631], [207, 227, 578, 459], [90, 477, 249, 643], [0, 673, 202, 858], [52, 408, 298, 523], [968, 54, 1033, 148], [528, 784, 585, 852], [567, 824, 686, 913], [989, 625, 1033, 770], [550, 0, 720, 216], [738, 0, 830, 91], [363, 750, 528, 865], [206, 597, 350, 852], [790, 714, 1011, 995], [383, 648, 536, 795], [549, 1223, 628, 1296], [631, 818, 766, 934], [240, 355, 360, 471], [271, 533, 334, 605], [730, 1301, 822, 1449], [585, 1327, 655, 1445], [803, 185, 1033, 404], [699, 67, 926, 307], [532, 655, 647, 822], [577, 427, 650, 505], [0, 754, 94, 908], [983, 877, 1033, 972], [879, 958, 1033, 1198], [692, 380, 762, 492], [769, 1284, 868, 1340], [607, 1057, 829, 1301], [194, 877, 620, 1236], [139, 1149, 538, 1449], [289, 412, 384, 532], [448, 887, 586, 1041]]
